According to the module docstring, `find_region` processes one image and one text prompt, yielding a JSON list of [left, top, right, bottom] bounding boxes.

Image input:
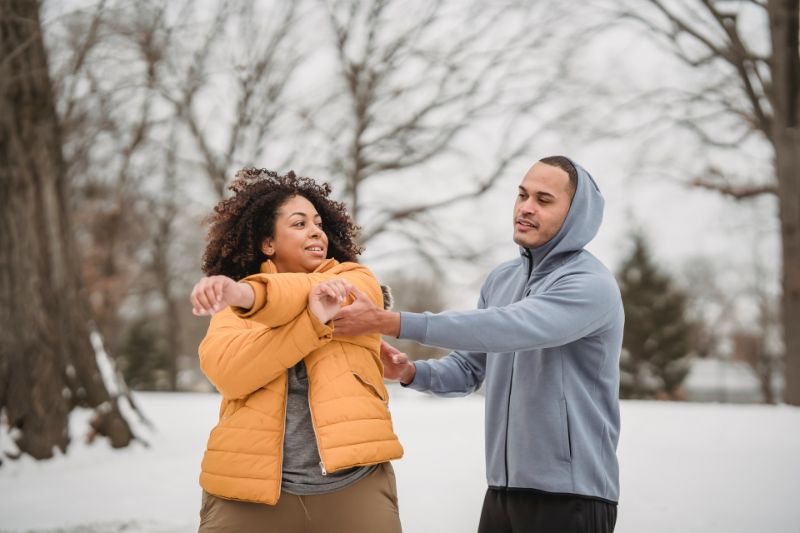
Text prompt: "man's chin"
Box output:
[[514, 236, 544, 249]]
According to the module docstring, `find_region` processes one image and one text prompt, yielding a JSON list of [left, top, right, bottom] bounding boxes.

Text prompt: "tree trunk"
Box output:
[[776, 134, 800, 405], [0, 0, 134, 458], [770, 0, 800, 405]]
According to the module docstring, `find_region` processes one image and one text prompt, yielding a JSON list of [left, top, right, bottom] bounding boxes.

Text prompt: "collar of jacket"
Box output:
[[259, 258, 340, 274]]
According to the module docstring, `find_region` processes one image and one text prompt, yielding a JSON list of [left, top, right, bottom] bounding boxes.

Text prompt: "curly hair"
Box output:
[[202, 168, 363, 280]]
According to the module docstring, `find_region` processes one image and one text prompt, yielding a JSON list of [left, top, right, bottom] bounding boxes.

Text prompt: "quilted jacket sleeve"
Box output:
[[234, 266, 383, 328], [199, 307, 332, 400]]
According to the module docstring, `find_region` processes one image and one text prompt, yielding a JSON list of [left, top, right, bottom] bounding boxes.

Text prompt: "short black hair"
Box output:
[[539, 155, 578, 198]]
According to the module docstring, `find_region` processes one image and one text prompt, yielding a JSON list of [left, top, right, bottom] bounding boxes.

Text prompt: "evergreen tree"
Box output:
[[119, 319, 170, 391], [617, 232, 693, 399]]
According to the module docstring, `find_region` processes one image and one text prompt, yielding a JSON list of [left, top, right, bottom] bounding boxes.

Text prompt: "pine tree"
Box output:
[[119, 319, 171, 391], [617, 232, 693, 400]]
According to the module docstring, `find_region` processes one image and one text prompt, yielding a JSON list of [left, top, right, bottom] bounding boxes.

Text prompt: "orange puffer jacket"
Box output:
[[198, 259, 403, 505]]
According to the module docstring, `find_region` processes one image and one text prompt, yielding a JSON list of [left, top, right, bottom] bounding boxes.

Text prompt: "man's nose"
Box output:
[[519, 199, 536, 216]]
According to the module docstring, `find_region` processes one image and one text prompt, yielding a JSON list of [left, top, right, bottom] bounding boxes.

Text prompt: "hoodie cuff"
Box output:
[[401, 359, 432, 391], [399, 312, 428, 342], [233, 280, 266, 318]]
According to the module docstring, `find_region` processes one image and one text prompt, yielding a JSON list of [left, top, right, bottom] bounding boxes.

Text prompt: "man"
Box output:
[[334, 156, 623, 533]]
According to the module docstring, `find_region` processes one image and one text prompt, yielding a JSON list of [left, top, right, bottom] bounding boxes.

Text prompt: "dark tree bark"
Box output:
[[0, 0, 134, 459], [769, 0, 800, 405]]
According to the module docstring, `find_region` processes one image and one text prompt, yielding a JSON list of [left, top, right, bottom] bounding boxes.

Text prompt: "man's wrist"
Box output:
[[379, 310, 401, 337]]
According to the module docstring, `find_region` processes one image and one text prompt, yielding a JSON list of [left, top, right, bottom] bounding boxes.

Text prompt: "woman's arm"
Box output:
[[198, 309, 332, 400], [238, 267, 383, 328]]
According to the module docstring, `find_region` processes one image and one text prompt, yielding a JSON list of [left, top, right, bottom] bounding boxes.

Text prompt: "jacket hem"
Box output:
[[487, 485, 618, 506]]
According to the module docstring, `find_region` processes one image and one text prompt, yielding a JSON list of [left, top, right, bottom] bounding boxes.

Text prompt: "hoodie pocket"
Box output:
[[559, 398, 573, 462], [353, 371, 388, 403]]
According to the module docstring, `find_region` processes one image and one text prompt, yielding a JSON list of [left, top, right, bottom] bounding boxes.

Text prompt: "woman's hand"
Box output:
[[380, 341, 416, 384], [308, 279, 353, 324], [191, 275, 255, 316]]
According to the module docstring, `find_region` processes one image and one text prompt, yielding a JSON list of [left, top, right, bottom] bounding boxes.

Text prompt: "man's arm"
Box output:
[[337, 272, 620, 353], [401, 273, 621, 352]]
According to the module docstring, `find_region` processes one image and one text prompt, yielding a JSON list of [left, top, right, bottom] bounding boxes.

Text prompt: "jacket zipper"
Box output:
[[504, 250, 534, 485], [306, 365, 327, 476], [277, 380, 289, 498]]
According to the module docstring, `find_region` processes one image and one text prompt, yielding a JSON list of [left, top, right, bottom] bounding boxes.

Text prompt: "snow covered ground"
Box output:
[[1, 386, 799, 533]]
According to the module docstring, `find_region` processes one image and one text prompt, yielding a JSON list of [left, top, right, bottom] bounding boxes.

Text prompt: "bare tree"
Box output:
[[157, 0, 304, 200], [683, 255, 783, 403], [596, 0, 800, 404], [0, 0, 135, 459], [310, 0, 574, 267]]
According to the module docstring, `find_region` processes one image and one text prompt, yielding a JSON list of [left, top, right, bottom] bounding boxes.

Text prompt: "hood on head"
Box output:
[[521, 158, 604, 273]]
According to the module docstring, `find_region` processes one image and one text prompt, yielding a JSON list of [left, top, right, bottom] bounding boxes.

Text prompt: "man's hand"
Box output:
[[333, 287, 401, 337], [380, 340, 416, 384], [191, 275, 255, 316], [308, 279, 353, 324]]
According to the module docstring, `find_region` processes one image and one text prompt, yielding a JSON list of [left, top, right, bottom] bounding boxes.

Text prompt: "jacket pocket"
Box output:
[[559, 398, 572, 462], [352, 371, 388, 403]]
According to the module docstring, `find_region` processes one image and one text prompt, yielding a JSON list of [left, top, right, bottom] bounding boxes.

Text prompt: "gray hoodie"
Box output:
[[400, 160, 623, 503]]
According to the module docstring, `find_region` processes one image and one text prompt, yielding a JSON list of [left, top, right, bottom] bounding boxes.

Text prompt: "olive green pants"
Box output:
[[198, 462, 402, 533]]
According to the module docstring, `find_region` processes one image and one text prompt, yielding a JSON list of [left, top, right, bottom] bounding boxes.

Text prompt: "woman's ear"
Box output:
[[261, 237, 273, 257]]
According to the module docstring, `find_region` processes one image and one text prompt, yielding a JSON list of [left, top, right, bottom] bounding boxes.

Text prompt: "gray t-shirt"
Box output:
[[281, 361, 377, 495]]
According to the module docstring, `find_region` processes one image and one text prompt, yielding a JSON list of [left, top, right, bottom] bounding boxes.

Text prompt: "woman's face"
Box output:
[[262, 195, 329, 273]]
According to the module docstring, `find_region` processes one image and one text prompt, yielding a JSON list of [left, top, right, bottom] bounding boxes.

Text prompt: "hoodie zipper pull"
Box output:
[[319, 461, 327, 476]]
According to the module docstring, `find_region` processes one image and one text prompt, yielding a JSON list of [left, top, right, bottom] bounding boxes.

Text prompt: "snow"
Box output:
[[683, 358, 769, 403], [1, 387, 799, 533]]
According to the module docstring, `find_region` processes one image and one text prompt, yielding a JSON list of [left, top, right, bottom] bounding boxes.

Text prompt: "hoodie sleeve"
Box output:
[[235, 267, 383, 328], [403, 292, 488, 396], [199, 308, 332, 400], [399, 271, 620, 353]]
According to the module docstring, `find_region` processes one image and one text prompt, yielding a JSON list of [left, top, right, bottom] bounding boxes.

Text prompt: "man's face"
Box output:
[[513, 162, 573, 249]]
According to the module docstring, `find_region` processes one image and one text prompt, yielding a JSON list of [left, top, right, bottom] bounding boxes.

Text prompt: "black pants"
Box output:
[[477, 488, 617, 533]]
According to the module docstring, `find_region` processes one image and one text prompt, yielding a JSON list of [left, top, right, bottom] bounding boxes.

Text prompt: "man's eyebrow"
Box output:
[[537, 191, 556, 198]]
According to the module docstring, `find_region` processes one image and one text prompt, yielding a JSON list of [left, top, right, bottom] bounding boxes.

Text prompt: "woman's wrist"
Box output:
[[399, 361, 417, 385], [235, 282, 256, 309]]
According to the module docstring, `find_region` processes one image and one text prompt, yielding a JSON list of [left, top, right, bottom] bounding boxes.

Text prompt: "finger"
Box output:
[[214, 279, 224, 302], [337, 282, 349, 301], [325, 285, 338, 300], [196, 286, 213, 312], [204, 286, 218, 309]]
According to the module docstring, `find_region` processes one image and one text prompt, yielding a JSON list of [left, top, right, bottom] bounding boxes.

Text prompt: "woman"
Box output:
[[189, 168, 403, 532]]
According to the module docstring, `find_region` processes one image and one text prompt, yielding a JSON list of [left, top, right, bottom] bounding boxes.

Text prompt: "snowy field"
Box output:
[[1, 386, 799, 533]]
